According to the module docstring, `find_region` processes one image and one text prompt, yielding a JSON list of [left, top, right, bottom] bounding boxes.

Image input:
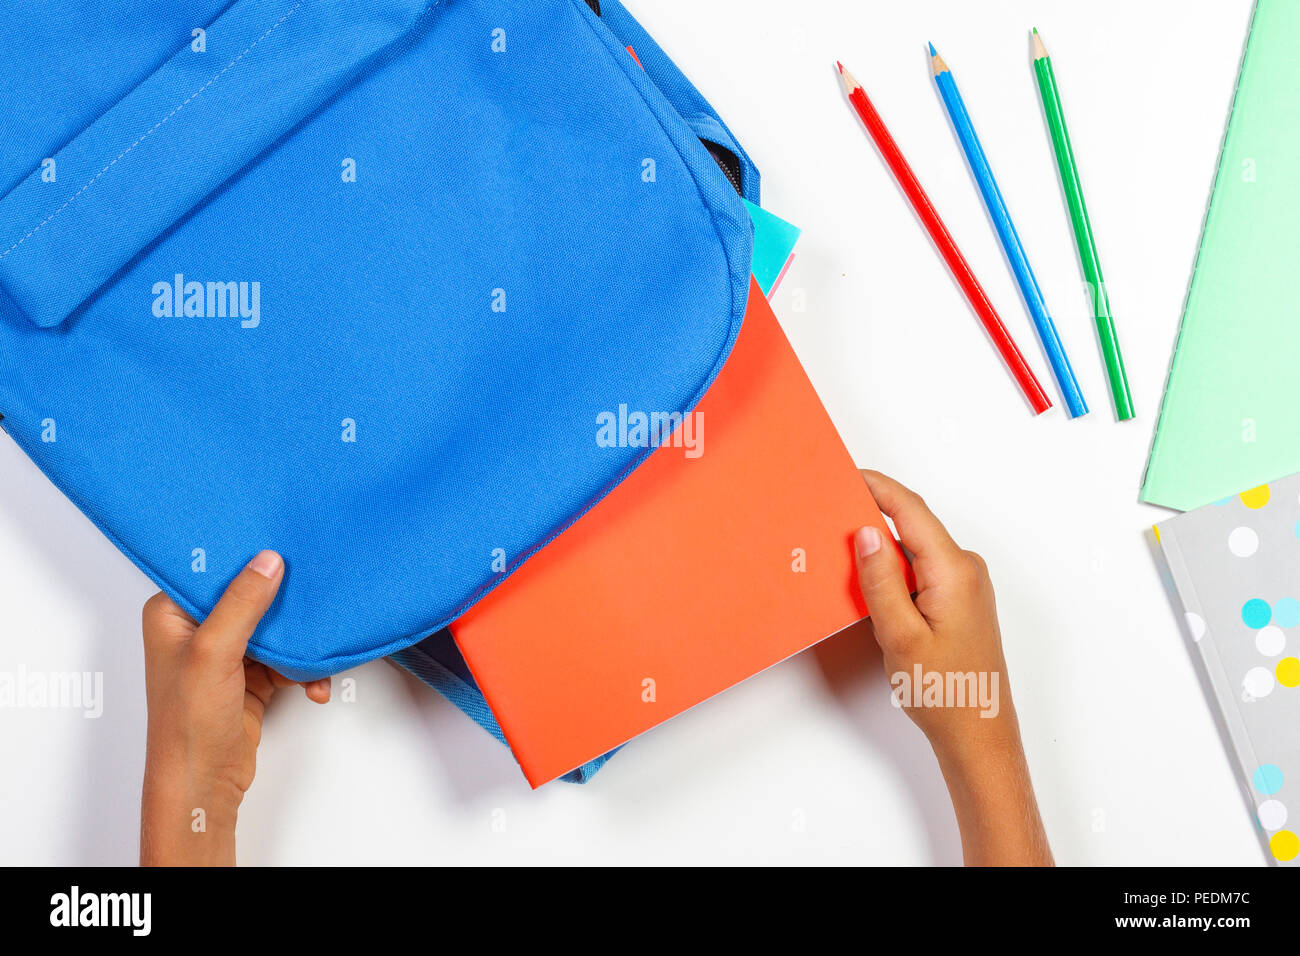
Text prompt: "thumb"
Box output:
[[853, 526, 925, 648], [193, 550, 285, 664]]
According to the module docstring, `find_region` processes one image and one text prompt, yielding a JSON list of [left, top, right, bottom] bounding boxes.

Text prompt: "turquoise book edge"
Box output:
[[745, 199, 802, 296]]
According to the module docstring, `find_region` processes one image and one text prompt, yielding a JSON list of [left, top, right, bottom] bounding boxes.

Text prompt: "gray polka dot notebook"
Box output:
[[1157, 473, 1300, 865]]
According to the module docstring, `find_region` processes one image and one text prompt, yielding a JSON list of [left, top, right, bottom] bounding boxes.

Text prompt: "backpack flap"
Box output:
[[0, 0, 753, 680]]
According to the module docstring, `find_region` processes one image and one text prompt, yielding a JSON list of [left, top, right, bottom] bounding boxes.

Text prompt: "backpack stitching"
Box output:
[[0, 0, 308, 262]]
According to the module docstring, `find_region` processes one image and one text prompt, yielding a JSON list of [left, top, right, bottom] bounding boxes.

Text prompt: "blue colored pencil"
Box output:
[[929, 43, 1088, 418]]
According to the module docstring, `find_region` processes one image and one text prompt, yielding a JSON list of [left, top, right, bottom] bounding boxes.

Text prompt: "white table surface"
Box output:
[[0, 0, 1266, 865]]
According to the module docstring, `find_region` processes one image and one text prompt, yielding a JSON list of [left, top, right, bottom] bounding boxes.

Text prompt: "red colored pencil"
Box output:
[[837, 62, 1051, 415]]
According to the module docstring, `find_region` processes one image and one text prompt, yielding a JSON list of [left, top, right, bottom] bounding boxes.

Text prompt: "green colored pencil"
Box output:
[[1032, 28, 1134, 421]]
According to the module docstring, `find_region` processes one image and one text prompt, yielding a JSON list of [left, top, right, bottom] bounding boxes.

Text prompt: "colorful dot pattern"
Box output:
[[1162, 478, 1300, 864], [1255, 764, 1284, 795], [1272, 830, 1300, 863], [1241, 485, 1271, 509], [1275, 598, 1300, 628], [1229, 489, 1300, 706], [1242, 599, 1271, 629], [1251, 765, 1297, 861], [1236, 490, 1300, 856]]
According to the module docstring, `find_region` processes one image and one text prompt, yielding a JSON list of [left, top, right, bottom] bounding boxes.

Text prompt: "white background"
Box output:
[[0, 0, 1267, 865]]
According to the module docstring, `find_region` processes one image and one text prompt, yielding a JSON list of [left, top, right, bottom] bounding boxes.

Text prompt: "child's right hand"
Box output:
[[852, 470, 1052, 866], [852, 470, 1018, 761]]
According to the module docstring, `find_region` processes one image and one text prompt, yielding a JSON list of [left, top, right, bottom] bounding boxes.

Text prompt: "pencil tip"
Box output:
[[1032, 26, 1038, 34], [837, 62, 861, 95], [1032, 29, 1048, 59], [929, 46, 948, 77]]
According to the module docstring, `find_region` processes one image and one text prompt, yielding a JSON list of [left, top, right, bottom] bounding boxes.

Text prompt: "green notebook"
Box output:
[[1143, 0, 1300, 511]]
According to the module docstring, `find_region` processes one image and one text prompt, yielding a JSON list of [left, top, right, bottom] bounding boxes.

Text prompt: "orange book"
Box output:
[[451, 281, 910, 786]]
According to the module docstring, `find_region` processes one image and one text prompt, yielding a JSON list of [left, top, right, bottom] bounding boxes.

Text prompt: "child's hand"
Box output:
[[139, 551, 329, 866], [852, 470, 1014, 757], [853, 470, 1052, 866]]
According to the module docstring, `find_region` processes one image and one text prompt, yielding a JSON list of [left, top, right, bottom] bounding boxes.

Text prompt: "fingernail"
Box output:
[[854, 526, 882, 560], [248, 550, 283, 579]]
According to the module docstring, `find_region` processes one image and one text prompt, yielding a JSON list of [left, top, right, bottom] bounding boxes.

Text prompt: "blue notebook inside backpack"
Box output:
[[0, 0, 757, 681]]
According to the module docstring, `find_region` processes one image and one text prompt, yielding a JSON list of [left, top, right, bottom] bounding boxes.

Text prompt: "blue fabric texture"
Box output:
[[0, 0, 754, 680], [597, 0, 759, 206]]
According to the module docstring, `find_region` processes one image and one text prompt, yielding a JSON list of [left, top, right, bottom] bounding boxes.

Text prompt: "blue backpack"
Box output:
[[0, 0, 758, 781]]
